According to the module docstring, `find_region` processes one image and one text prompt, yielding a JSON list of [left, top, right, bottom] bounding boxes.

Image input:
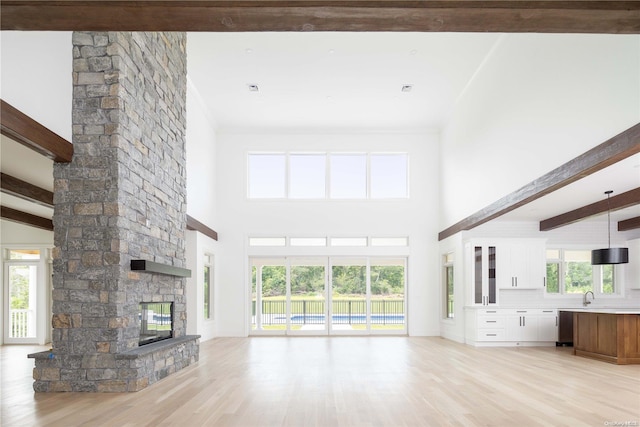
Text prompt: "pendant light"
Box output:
[[591, 190, 629, 265]]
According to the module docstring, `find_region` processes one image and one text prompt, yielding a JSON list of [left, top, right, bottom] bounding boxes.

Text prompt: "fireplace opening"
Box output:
[[139, 302, 174, 346]]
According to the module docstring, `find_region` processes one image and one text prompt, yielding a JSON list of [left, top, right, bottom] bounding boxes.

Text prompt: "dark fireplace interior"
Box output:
[[139, 302, 174, 346]]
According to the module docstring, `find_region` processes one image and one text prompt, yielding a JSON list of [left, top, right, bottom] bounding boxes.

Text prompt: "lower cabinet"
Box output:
[[506, 311, 539, 341], [466, 308, 558, 346], [538, 310, 560, 342]]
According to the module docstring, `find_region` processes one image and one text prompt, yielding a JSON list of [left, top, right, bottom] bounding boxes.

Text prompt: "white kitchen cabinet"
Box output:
[[498, 240, 546, 289], [505, 310, 540, 341], [537, 310, 559, 342], [465, 308, 505, 343], [466, 308, 557, 346], [466, 242, 498, 306]]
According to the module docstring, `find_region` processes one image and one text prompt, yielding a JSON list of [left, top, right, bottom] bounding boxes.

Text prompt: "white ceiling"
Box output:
[[0, 135, 54, 219], [186, 32, 502, 131]]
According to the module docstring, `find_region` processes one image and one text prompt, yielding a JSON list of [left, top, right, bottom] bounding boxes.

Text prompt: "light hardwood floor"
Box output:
[[2, 337, 639, 426]]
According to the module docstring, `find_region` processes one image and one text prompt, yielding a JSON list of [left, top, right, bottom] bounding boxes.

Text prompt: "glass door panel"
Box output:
[[7, 264, 38, 340], [330, 258, 367, 332], [474, 246, 483, 304], [251, 258, 286, 332], [370, 258, 405, 332], [289, 258, 327, 334]]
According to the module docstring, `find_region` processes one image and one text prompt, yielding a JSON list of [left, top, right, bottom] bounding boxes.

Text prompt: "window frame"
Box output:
[[443, 253, 454, 320], [247, 151, 409, 200], [203, 254, 214, 321], [545, 248, 624, 298]]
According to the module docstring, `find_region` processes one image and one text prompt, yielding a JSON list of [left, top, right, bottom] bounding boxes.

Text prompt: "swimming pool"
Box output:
[[288, 314, 404, 324]]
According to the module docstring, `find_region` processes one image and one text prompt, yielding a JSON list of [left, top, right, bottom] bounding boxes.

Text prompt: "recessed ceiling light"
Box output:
[[401, 85, 413, 92], [245, 48, 253, 54], [409, 49, 418, 55], [248, 84, 259, 92], [328, 49, 335, 54]]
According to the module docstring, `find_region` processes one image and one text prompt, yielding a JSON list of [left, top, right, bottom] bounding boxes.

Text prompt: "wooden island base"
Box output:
[[573, 312, 640, 365]]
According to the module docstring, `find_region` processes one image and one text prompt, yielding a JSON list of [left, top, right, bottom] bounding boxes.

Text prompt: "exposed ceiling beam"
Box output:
[[0, 206, 53, 231], [186, 215, 219, 241], [438, 122, 640, 241], [1, 100, 73, 163], [2, 1, 639, 33], [1, 173, 54, 208], [539, 187, 640, 231], [618, 216, 640, 231]]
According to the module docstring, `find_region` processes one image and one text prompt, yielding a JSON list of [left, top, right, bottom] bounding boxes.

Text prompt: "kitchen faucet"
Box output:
[[583, 291, 594, 307]]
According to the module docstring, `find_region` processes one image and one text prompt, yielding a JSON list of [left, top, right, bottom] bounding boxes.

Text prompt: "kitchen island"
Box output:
[[570, 308, 640, 365]]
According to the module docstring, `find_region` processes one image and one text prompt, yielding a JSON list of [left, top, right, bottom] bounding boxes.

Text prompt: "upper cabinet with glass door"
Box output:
[[466, 241, 498, 306]]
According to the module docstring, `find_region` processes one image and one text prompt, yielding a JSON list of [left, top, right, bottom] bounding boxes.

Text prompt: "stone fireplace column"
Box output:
[[30, 31, 199, 392]]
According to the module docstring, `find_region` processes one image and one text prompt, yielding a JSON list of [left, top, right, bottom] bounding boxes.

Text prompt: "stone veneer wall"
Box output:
[[31, 31, 199, 392]]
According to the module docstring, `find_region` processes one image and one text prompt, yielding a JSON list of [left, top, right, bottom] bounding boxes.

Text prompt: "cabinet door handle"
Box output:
[[487, 334, 497, 337], [519, 316, 522, 326], [543, 277, 546, 287], [523, 316, 525, 327], [486, 320, 497, 323], [556, 316, 558, 326], [515, 277, 518, 287]]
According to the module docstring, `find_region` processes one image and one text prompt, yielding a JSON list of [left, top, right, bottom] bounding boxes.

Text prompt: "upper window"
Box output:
[[370, 154, 408, 198], [289, 154, 326, 199], [248, 154, 286, 198], [7, 249, 41, 260], [330, 154, 367, 199], [247, 152, 408, 200]]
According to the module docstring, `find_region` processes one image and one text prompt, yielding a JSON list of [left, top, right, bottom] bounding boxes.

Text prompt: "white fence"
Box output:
[[10, 309, 34, 338]]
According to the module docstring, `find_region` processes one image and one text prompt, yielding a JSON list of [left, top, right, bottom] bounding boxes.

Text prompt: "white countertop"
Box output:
[[559, 308, 640, 314]]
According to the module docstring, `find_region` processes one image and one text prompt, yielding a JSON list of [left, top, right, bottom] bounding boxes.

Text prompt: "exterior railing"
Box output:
[[10, 309, 32, 338], [252, 299, 405, 325]]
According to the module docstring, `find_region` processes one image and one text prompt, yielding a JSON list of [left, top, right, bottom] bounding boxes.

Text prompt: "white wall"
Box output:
[[0, 31, 73, 141], [215, 131, 440, 336], [185, 230, 219, 342], [440, 34, 640, 229], [186, 78, 218, 227], [185, 77, 219, 341], [438, 232, 465, 343], [0, 220, 54, 246]]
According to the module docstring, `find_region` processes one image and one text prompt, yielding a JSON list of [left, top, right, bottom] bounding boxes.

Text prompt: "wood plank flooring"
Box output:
[[2, 337, 639, 426]]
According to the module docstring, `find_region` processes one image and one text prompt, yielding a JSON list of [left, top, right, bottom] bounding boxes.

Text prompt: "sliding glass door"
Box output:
[[251, 258, 286, 332], [330, 258, 367, 333], [370, 258, 406, 331], [251, 256, 406, 335], [289, 258, 327, 334]]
